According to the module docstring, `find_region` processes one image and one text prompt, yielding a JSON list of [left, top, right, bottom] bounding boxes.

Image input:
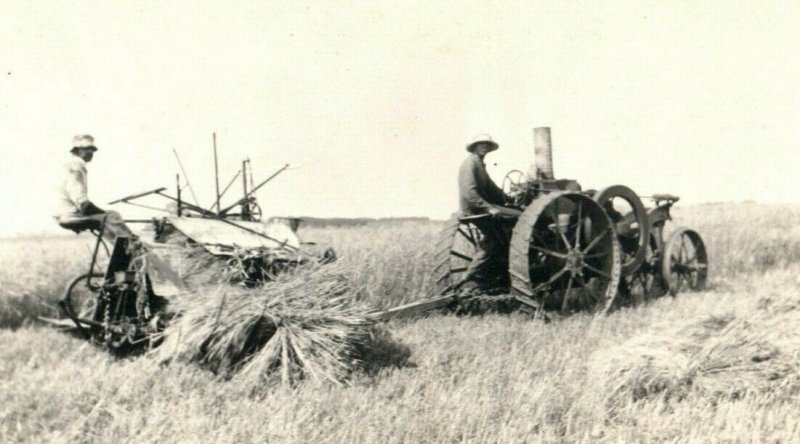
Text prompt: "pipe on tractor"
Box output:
[[533, 127, 555, 180]]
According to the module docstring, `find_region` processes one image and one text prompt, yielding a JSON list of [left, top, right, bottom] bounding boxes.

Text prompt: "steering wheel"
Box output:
[[501, 170, 528, 206]]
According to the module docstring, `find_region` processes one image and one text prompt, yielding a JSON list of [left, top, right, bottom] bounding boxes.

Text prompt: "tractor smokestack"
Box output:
[[533, 127, 554, 180]]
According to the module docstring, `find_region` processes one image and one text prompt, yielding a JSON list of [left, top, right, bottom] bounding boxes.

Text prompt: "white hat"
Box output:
[[466, 134, 498, 153], [71, 134, 97, 152]]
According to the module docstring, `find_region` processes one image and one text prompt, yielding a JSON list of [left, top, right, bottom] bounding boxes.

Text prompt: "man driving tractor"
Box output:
[[458, 134, 522, 293]]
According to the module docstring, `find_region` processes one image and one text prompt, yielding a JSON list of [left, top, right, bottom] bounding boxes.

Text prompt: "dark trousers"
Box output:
[[57, 211, 134, 243], [465, 206, 521, 288]]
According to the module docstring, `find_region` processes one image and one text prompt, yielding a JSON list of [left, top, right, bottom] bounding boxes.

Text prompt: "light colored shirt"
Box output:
[[56, 155, 89, 218]]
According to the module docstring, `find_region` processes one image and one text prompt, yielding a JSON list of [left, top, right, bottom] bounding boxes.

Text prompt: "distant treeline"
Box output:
[[296, 216, 431, 228]]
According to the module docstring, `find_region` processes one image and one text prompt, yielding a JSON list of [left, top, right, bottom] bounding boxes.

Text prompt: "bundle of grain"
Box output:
[[154, 263, 375, 387], [690, 303, 800, 399], [589, 299, 800, 417], [587, 327, 694, 415]]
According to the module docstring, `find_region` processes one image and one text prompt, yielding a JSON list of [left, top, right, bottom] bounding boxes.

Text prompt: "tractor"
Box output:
[[432, 127, 708, 315]]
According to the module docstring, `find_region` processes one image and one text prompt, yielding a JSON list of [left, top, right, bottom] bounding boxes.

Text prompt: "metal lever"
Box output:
[[109, 187, 167, 205]]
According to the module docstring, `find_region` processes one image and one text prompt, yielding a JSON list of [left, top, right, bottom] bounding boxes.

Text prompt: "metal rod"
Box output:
[[79, 317, 104, 328], [176, 174, 182, 216], [252, 163, 289, 197], [119, 200, 175, 214], [247, 158, 255, 193], [218, 170, 242, 202], [218, 163, 290, 215], [366, 294, 458, 321], [172, 148, 200, 207], [213, 133, 221, 213], [242, 160, 248, 196], [123, 219, 158, 224], [155, 191, 217, 217], [88, 216, 107, 278], [108, 187, 167, 205], [242, 159, 250, 220]]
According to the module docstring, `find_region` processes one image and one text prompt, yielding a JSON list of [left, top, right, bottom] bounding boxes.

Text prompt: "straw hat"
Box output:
[[465, 134, 498, 153], [71, 134, 97, 152]]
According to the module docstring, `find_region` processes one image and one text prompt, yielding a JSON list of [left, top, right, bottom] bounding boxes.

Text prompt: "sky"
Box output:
[[1, 1, 798, 236]]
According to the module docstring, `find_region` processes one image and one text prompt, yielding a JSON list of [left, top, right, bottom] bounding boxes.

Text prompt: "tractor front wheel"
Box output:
[[661, 227, 708, 295]]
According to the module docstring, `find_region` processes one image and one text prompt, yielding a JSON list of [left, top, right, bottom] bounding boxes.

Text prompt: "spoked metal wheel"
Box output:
[[433, 215, 483, 293], [250, 201, 262, 222], [61, 272, 104, 330], [593, 185, 650, 277], [619, 233, 667, 306], [661, 227, 708, 296], [509, 192, 622, 314]]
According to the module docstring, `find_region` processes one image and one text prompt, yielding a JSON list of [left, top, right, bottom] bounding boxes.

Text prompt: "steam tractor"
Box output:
[[433, 128, 708, 315]]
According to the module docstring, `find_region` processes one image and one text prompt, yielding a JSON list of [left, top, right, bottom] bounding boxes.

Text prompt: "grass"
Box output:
[[1, 202, 800, 442]]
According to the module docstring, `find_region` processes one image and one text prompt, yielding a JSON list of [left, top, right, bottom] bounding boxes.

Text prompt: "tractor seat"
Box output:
[[651, 194, 680, 203], [458, 214, 493, 224], [458, 213, 495, 232]]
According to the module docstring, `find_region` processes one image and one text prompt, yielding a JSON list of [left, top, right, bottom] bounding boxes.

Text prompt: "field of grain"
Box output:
[[2, 202, 800, 443]]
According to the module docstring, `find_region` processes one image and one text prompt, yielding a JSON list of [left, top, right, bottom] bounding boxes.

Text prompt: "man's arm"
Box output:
[[458, 159, 495, 213], [64, 162, 104, 215], [486, 176, 508, 205]]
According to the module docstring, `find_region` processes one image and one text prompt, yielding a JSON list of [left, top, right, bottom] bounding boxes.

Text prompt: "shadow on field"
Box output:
[[352, 326, 414, 375], [0, 297, 61, 330]]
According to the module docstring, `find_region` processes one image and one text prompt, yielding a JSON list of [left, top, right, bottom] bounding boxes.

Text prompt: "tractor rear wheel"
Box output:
[[661, 227, 708, 295], [432, 215, 482, 294], [593, 185, 650, 277], [509, 192, 622, 314]]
